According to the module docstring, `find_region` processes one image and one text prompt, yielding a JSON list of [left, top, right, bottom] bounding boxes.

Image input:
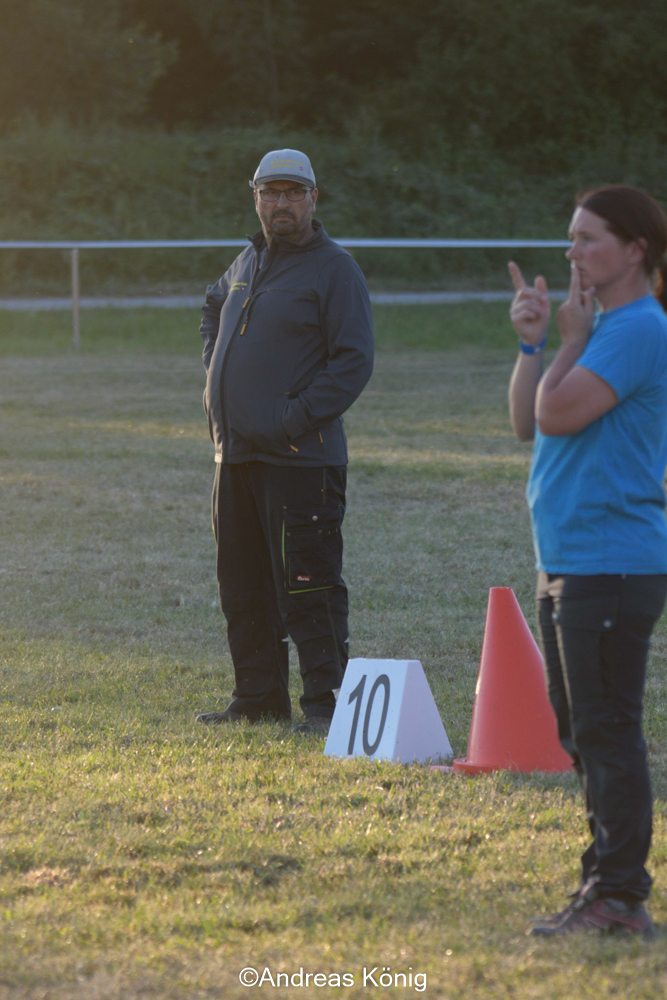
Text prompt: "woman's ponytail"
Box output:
[[656, 258, 667, 313]]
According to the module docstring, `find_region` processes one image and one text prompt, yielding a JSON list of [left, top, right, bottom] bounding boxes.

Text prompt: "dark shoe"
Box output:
[[291, 716, 331, 737], [528, 890, 655, 938], [527, 890, 580, 927], [196, 708, 248, 725]]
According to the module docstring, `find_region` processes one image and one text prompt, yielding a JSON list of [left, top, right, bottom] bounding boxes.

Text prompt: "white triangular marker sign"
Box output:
[[324, 658, 452, 763]]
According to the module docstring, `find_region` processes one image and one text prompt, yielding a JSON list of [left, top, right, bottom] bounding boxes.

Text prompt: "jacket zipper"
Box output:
[[219, 242, 275, 456]]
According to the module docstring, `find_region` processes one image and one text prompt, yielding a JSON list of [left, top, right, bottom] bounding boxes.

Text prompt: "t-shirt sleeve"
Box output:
[[577, 312, 665, 403]]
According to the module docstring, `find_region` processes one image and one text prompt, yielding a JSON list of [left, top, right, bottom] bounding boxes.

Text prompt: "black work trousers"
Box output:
[[212, 462, 348, 721], [537, 572, 667, 901]]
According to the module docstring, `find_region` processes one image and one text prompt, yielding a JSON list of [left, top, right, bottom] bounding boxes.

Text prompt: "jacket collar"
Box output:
[[248, 217, 327, 254]]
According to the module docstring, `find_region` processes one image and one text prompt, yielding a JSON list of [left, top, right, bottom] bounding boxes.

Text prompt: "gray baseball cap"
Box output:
[[249, 148, 316, 189]]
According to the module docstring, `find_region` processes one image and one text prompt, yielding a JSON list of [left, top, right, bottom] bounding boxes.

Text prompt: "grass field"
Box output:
[[1, 304, 667, 998]]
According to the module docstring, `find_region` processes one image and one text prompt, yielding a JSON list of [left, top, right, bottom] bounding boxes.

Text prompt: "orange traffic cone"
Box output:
[[453, 587, 572, 774]]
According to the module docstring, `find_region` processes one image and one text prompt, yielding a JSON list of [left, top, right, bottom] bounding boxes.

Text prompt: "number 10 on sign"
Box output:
[[347, 673, 391, 755], [324, 659, 452, 764]]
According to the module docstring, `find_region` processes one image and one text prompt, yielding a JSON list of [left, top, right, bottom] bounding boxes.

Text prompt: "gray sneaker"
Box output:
[[527, 889, 580, 927], [291, 716, 331, 737], [528, 892, 655, 938]]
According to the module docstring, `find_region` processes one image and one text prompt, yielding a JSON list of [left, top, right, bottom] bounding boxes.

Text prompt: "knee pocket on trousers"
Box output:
[[283, 506, 343, 592]]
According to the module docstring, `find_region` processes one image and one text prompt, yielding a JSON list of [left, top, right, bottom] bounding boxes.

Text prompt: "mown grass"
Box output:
[[1, 305, 667, 998], [0, 301, 515, 356]]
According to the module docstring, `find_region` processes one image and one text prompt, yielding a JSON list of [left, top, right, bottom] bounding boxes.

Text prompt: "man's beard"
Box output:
[[269, 210, 298, 235]]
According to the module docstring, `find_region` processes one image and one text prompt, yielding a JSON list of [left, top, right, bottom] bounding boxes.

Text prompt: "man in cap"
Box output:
[[197, 149, 374, 735]]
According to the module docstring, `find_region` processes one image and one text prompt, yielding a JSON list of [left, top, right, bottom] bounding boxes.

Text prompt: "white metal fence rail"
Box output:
[[0, 239, 569, 348]]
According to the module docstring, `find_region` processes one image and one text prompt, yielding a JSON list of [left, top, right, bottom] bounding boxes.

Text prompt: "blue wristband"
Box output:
[[519, 335, 547, 355]]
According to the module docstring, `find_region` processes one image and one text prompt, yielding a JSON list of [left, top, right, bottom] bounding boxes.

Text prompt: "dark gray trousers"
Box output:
[[213, 462, 348, 721], [537, 572, 667, 901]]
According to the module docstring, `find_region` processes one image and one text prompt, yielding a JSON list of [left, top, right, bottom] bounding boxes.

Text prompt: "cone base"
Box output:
[[452, 758, 498, 775], [453, 756, 572, 775]]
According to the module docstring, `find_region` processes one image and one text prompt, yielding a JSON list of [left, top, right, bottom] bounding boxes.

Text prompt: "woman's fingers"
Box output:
[[516, 313, 542, 326], [567, 263, 581, 302], [514, 288, 546, 305], [511, 299, 550, 342], [582, 285, 597, 319], [509, 265, 549, 304], [535, 275, 549, 297], [512, 294, 548, 316], [509, 263, 551, 343], [508, 261, 527, 293], [556, 272, 596, 345], [512, 303, 543, 321]]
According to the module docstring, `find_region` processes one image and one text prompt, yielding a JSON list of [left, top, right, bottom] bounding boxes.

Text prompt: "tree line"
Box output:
[[3, 0, 667, 173]]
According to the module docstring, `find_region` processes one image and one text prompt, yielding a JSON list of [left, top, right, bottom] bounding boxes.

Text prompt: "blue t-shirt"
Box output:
[[527, 295, 667, 574]]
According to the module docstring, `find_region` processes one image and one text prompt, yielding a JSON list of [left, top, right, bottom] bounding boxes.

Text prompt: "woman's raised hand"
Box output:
[[508, 261, 551, 344], [556, 264, 596, 348]]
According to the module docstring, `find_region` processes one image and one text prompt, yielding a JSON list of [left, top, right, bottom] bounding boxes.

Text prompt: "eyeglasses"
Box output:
[[257, 186, 309, 202]]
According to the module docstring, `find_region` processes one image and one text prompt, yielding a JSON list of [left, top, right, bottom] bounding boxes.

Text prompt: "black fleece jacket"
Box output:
[[200, 220, 374, 466]]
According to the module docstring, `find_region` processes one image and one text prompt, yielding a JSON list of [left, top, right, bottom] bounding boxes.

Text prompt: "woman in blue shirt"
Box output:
[[508, 185, 667, 937]]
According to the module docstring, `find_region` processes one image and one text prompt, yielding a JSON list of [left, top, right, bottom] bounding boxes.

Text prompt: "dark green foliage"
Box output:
[[372, 1, 667, 169], [2, 1, 667, 293], [0, 0, 175, 123], [0, 119, 560, 293], [120, 0, 421, 126], [114, 0, 667, 168], [3, 119, 667, 295], [5, 0, 667, 171]]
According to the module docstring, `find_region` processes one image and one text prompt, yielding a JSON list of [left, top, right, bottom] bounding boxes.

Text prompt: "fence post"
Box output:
[[71, 248, 80, 349]]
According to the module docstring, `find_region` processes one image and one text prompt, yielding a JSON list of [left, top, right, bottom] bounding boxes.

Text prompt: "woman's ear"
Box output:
[[630, 236, 648, 266]]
